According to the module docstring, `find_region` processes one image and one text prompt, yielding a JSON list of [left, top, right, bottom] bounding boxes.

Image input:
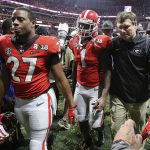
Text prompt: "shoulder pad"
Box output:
[[94, 35, 112, 49], [0, 34, 11, 42], [68, 36, 77, 50], [45, 36, 61, 54]]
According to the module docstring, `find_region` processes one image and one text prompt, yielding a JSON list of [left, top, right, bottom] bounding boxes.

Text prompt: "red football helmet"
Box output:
[[77, 10, 100, 38]]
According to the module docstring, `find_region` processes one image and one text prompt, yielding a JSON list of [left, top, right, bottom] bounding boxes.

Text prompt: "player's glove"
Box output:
[[68, 106, 76, 124], [141, 116, 150, 141]]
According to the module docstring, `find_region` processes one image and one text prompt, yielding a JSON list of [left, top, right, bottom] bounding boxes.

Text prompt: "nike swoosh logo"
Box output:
[[36, 101, 44, 107]]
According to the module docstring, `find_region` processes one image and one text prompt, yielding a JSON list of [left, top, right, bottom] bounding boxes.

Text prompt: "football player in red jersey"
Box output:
[[68, 10, 112, 148], [0, 7, 75, 150]]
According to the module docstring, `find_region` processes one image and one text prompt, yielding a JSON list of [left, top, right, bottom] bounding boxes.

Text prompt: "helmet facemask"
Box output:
[[77, 17, 98, 38]]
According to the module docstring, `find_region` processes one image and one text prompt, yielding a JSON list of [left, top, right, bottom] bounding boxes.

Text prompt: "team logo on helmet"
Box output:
[[5, 48, 12, 55]]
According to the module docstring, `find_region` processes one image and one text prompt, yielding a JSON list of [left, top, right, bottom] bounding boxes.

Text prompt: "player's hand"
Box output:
[[92, 97, 105, 112], [68, 106, 76, 124], [114, 119, 142, 150]]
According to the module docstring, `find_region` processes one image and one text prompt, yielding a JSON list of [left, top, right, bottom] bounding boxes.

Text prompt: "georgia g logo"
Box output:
[[5, 48, 12, 55], [131, 49, 143, 56]]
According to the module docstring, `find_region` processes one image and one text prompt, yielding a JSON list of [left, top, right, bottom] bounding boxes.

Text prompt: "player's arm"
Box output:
[[48, 40, 74, 105], [71, 61, 77, 95], [50, 54, 75, 124], [93, 37, 112, 111], [51, 61, 74, 107], [97, 50, 112, 111], [48, 36, 75, 123]]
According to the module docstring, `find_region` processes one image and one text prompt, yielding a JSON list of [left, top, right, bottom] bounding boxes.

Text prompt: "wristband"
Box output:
[[69, 105, 76, 109]]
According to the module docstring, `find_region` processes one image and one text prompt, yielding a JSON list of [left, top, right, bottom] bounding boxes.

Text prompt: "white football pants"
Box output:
[[14, 88, 57, 150], [74, 82, 104, 128]]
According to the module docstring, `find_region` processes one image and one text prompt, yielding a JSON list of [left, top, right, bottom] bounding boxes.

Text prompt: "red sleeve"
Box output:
[[106, 36, 112, 50], [94, 35, 112, 50]]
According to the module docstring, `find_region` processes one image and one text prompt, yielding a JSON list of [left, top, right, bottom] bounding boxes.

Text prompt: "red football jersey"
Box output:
[[0, 35, 60, 99], [69, 35, 112, 87]]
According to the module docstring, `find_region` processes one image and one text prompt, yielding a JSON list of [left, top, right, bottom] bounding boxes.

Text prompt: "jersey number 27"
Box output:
[[7, 56, 37, 82]]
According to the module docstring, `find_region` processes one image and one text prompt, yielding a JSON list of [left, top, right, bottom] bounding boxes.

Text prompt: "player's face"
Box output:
[[117, 19, 137, 41], [12, 10, 35, 36], [102, 29, 113, 37]]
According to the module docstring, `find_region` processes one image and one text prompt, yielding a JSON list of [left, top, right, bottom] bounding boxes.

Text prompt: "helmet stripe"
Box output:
[[83, 10, 91, 19]]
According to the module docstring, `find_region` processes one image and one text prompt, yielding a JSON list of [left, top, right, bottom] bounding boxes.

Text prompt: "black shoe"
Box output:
[[47, 131, 56, 150], [77, 139, 93, 150], [95, 130, 105, 147]]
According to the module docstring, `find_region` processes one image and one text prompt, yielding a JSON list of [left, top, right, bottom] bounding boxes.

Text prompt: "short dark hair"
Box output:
[[116, 11, 137, 25], [2, 18, 12, 35], [14, 7, 36, 21]]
